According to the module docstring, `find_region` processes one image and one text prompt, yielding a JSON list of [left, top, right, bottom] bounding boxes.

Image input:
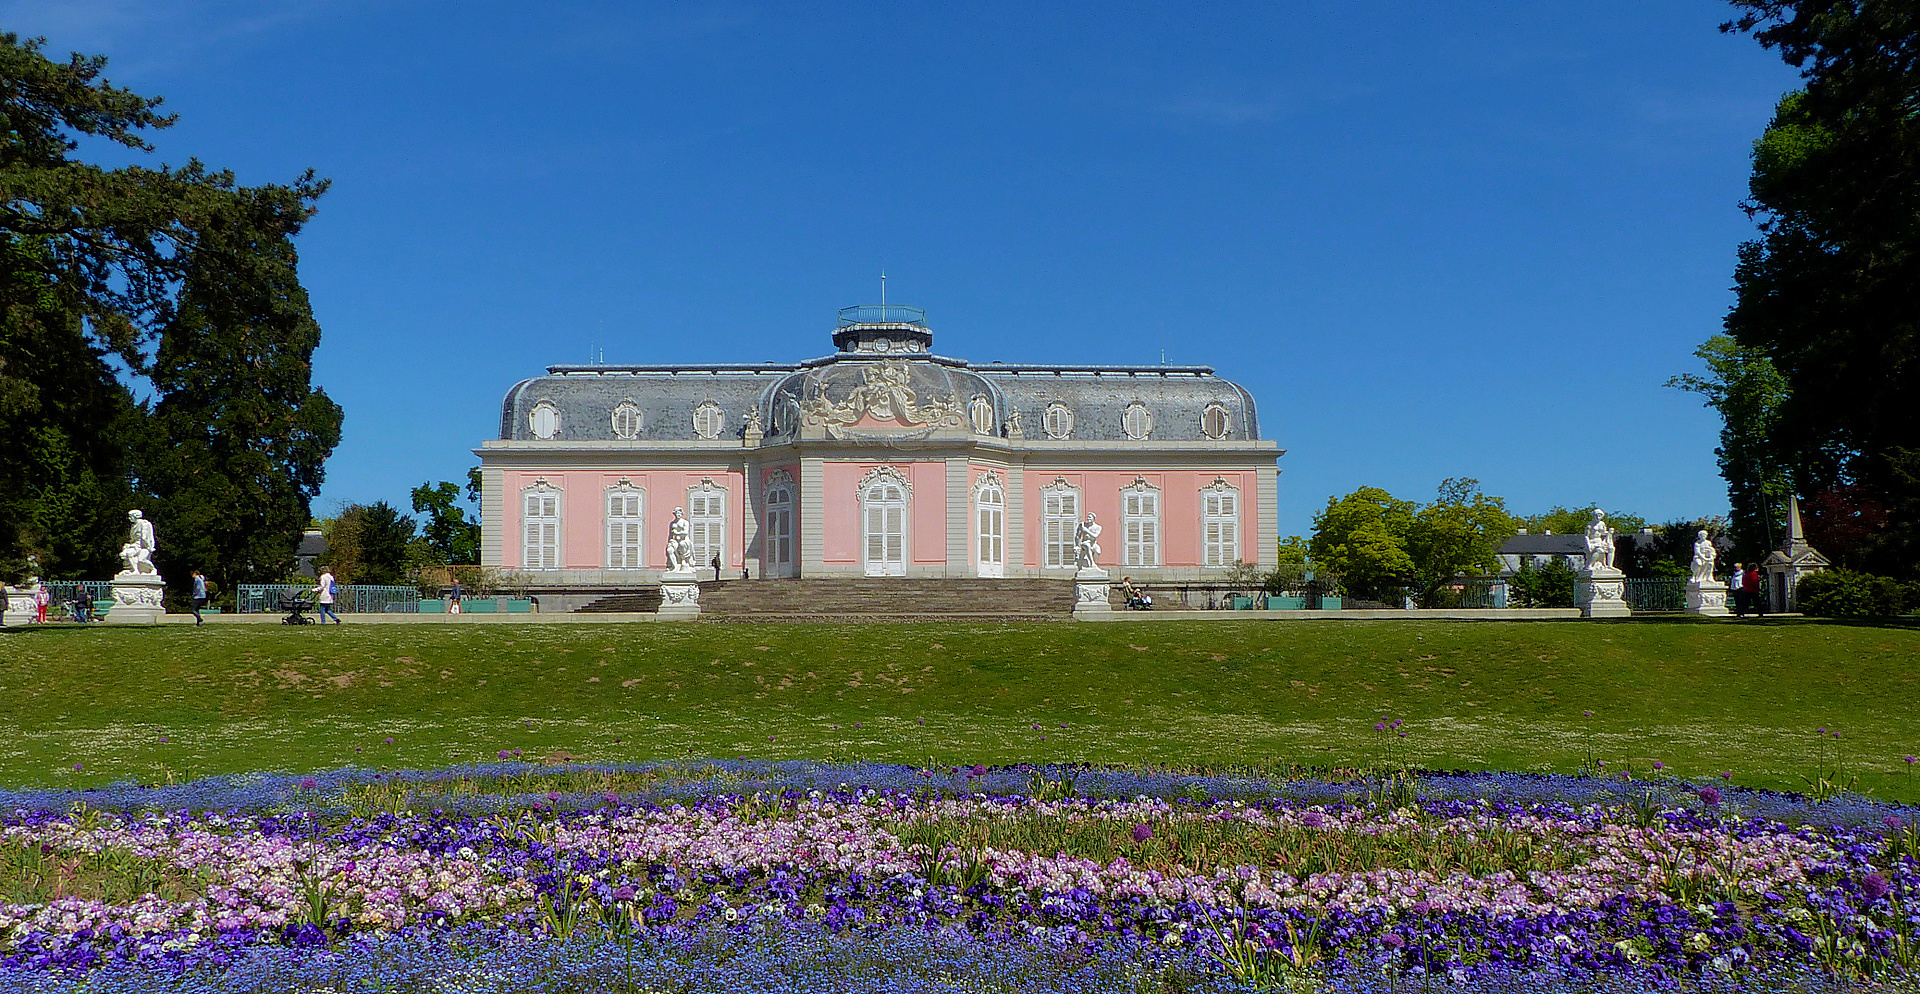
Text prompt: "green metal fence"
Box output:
[[237, 584, 420, 614], [1624, 577, 1687, 612]]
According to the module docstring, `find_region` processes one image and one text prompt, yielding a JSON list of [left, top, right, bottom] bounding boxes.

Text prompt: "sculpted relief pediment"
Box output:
[[798, 360, 965, 440]]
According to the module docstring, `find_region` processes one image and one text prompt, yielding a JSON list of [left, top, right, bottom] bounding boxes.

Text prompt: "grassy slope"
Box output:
[[0, 618, 1916, 799]]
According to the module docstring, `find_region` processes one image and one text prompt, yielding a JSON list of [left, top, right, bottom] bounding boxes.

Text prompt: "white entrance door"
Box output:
[[863, 481, 907, 576], [976, 479, 1004, 577]]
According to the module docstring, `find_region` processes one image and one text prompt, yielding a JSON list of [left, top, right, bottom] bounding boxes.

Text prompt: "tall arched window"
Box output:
[[764, 470, 795, 577], [975, 472, 1005, 578], [1121, 479, 1160, 567], [1040, 478, 1080, 569], [1201, 478, 1241, 566], [859, 466, 911, 577], [687, 479, 727, 569], [605, 483, 644, 569], [521, 482, 562, 570]]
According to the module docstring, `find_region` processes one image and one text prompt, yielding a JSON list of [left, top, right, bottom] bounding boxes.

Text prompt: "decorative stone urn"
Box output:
[[106, 572, 167, 624], [657, 568, 702, 619]]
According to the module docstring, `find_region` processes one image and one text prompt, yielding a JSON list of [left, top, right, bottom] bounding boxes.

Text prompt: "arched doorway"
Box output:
[[976, 473, 1004, 578]]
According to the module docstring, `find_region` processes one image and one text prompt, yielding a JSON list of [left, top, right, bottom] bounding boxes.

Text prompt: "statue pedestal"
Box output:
[[1577, 565, 1631, 619], [657, 569, 701, 619], [1072, 567, 1112, 617], [3, 585, 39, 625], [1686, 579, 1730, 617], [107, 572, 166, 624]]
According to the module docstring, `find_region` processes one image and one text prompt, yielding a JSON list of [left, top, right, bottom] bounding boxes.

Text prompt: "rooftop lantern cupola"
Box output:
[[833, 304, 932, 355]]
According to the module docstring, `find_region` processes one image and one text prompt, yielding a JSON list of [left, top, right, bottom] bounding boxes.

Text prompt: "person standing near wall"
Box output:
[[316, 569, 341, 624], [190, 570, 208, 626]]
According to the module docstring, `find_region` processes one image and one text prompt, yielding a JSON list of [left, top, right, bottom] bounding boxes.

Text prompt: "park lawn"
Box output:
[[0, 617, 1916, 799]]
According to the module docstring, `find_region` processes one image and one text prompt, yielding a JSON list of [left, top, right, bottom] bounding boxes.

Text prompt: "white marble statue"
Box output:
[[1583, 508, 1615, 571], [1074, 512, 1102, 570], [665, 507, 694, 573], [118, 509, 158, 576], [1690, 529, 1717, 583]]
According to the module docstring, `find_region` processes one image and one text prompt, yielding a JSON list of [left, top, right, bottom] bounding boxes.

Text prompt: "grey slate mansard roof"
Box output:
[[497, 319, 1263, 443]]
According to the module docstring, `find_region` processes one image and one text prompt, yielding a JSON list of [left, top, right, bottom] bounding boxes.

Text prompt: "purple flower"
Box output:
[[1300, 810, 1325, 828], [511, 749, 522, 757], [384, 737, 395, 744], [545, 792, 560, 802], [1862, 873, 1892, 902], [497, 750, 511, 760], [1698, 786, 1722, 807], [1131, 823, 1153, 843], [1032, 724, 1041, 730], [1883, 815, 1903, 831], [1833, 731, 1842, 739], [1398, 731, 1407, 738], [157, 735, 168, 743], [969, 764, 987, 778], [1391, 718, 1403, 729], [1374, 722, 1387, 732], [1382, 933, 1405, 949], [1817, 727, 1827, 735], [300, 777, 318, 790], [1652, 761, 1664, 771], [1720, 771, 1732, 780], [1583, 710, 1593, 717], [612, 885, 636, 902], [1596, 760, 1605, 768], [917, 718, 925, 725], [71, 763, 81, 771], [1906, 755, 1916, 765], [604, 792, 619, 805]]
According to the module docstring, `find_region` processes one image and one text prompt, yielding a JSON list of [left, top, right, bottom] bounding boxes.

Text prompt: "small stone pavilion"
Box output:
[[475, 305, 1281, 594]]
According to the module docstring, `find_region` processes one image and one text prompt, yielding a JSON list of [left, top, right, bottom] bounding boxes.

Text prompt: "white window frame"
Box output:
[[1040, 478, 1080, 570], [858, 466, 911, 577], [529, 401, 561, 440], [610, 402, 642, 439], [687, 478, 727, 571], [763, 470, 795, 578], [1043, 403, 1074, 440], [968, 395, 995, 436], [1122, 403, 1152, 441], [521, 481, 562, 570], [1202, 402, 1231, 440], [1201, 478, 1241, 567], [605, 483, 644, 569], [1121, 479, 1161, 567], [975, 471, 1005, 578], [692, 402, 724, 440]]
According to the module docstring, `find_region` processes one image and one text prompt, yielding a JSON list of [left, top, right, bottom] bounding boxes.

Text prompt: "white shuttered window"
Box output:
[[523, 488, 561, 570], [1122, 486, 1160, 567], [605, 488, 643, 569], [688, 484, 726, 570], [1202, 484, 1240, 566], [1042, 485, 1079, 569]]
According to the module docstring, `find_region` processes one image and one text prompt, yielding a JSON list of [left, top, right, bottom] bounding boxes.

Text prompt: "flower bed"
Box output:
[[0, 761, 1915, 992]]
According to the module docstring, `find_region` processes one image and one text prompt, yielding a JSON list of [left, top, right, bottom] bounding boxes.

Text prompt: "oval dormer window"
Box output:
[[1043, 403, 1074, 440], [968, 396, 994, 436], [529, 401, 561, 440], [692, 401, 725, 440], [610, 401, 642, 439], [1201, 403, 1230, 440], [1122, 403, 1152, 441]]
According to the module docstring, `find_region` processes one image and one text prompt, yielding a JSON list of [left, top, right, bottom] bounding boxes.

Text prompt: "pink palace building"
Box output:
[[475, 305, 1281, 593]]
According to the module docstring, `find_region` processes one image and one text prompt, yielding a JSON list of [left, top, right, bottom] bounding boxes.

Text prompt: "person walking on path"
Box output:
[[316, 570, 341, 624], [32, 583, 48, 624], [1730, 562, 1748, 617], [1742, 565, 1766, 617], [448, 578, 462, 615], [190, 570, 208, 625]]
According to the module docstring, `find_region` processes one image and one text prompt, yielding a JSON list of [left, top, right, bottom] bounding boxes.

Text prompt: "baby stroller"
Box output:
[[279, 591, 315, 625]]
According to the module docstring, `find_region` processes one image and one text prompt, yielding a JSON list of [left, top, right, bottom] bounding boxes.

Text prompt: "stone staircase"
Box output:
[[575, 589, 663, 613], [683, 577, 1075, 621]]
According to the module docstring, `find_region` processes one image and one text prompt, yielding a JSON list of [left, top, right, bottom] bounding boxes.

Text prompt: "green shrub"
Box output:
[[1507, 557, 1578, 608], [1795, 568, 1917, 617]]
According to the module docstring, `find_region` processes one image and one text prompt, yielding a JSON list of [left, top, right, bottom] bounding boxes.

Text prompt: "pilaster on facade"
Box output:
[[798, 455, 826, 577], [1003, 460, 1027, 577], [479, 465, 505, 569], [944, 456, 968, 577], [1257, 465, 1280, 568], [741, 460, 762, 579]]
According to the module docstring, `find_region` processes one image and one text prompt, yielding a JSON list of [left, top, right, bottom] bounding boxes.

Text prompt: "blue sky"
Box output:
[[7, 1, 1802, 538]]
